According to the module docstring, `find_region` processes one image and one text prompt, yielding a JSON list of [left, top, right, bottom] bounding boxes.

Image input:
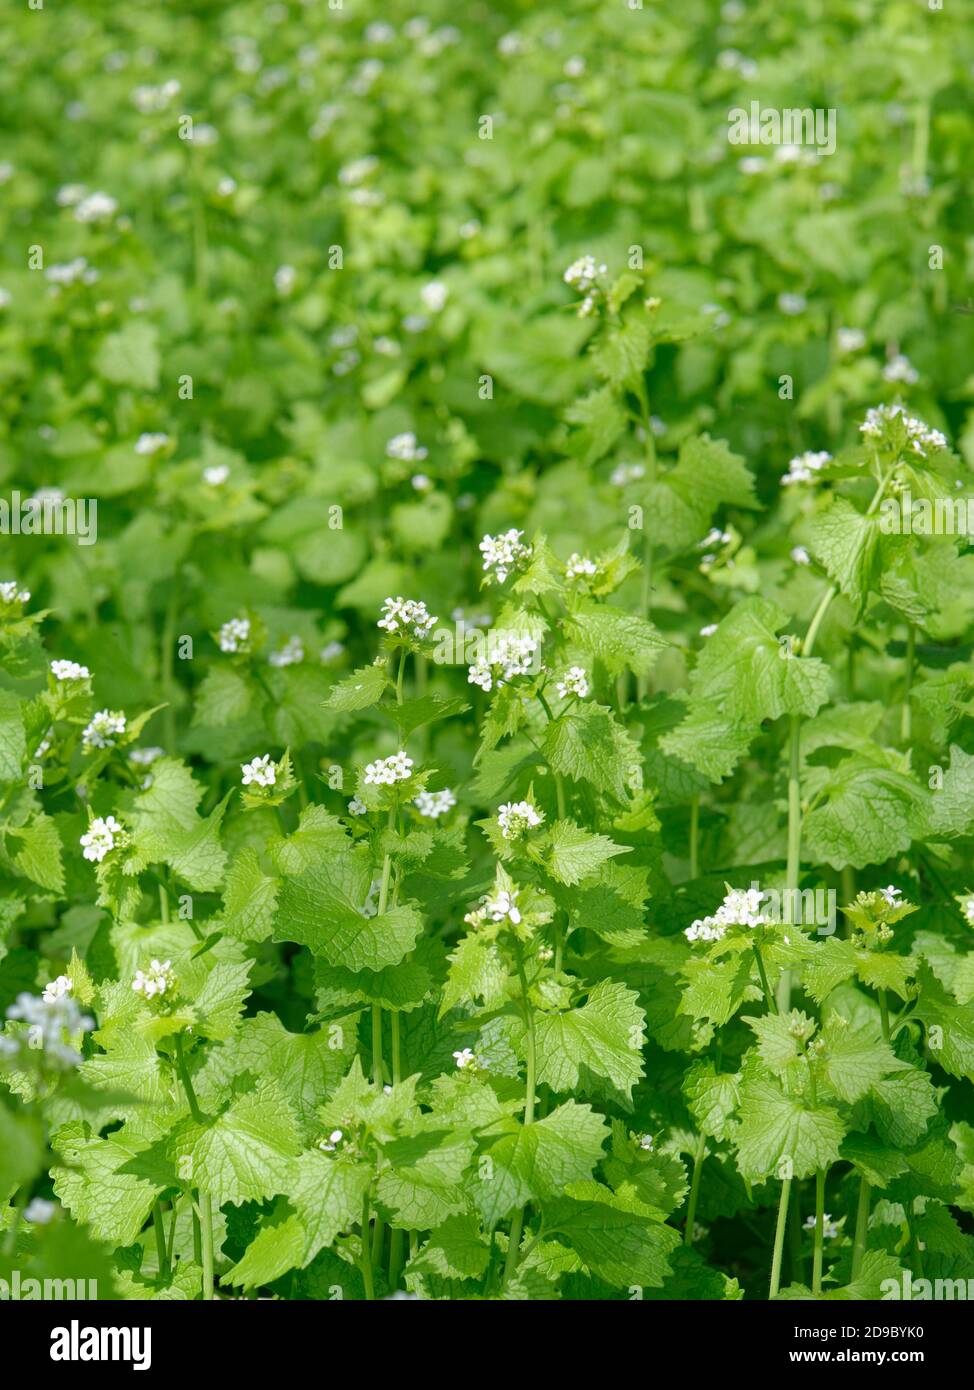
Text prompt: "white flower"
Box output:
[[274, 264, 296, 296], [4, 990, 93, 1070], [338, 155, 378, 186], [386, 431, 428, 462], [739, 156, 766, 175], [82, 709, 126, 750], [609, 462, 646, 487], [219, 617, 251, 653], [348, 796, 367, 816], [0, 581, 30, 604], [687, 887, 767, 942], [883, 353, 919, 385], [556, 665, 590, 699], [791, 545, 811, 566], [837, 327, 866, 353], [803, 1212, 839, 1240], [414, 788, 456, 819], [565, 553, 597, 581], [699, 623, 718, 638], [216, 176, 237, 197], [80, 814, 123, 863], [42, 976, 72, 1003], [51, 659, 90, 681], [377, 596, 437, 638], [781, 450, 832, 485], [479, 529, 531, 584], [486, 889, 521, 925], [778, 292, 807, 316], [497, 800, 544, 840], [420, 280, 448, 313], [0, 289, 10, 309], [638, 1134, 654, 1152], [132, 959, 175, 1000], [860, 404, 947, 458], [74, 191, 117, 222], [24, 1198, 59, 1224], [563, 255, 605, 292], [203, 464, 230, 485], [364, 751, 414, 786], [241, 755, 276, 788], [56, 183, 87, 207], [319, 641, 345, 663], [453, 1048, 475, 1069], [467, 633, 540, 692], [135, 431, 169, 456], [879, 885, 902, 906], [129, 746, 164, 766], [319, 1128, 344, 1152], [268, 636, 304, 667], [45, 257, 93, 286]]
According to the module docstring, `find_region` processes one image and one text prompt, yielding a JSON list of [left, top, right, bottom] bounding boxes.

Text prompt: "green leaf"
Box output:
[[95, 321, 160, 390], [478, 1102, 609, 1225], [275, 863, 425, 972], [325, 663, 389, 711], [222, 848, 279, 943], [174, 1081, 301, 1206], [543, 704, 641, 801], [533, 980, 645, 1102], [563, 601, 666, 678], [408, 1214, 490, 1280], [809, 496, 881, 612], [547, 1181, 681, 1288], [734, 1076, 846, 1182], [0, 690, 26, 782], [533, 818, 631, 886], [7, 812, 64, 893]]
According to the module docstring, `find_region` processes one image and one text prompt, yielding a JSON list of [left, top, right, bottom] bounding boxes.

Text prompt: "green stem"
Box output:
[[173, 1033, 213, 1300], [851, 1176, 871, 1280], [502, 951, 537, 1289], [152, 1201, 170, 1279], [199, 1192, 214, 1300], [360, 1191, 375, 1301], [752, 943, 777, 1014], [901, 624, 915, 743], [689, 796, 700, 879], [779, 714, 803, 1013], [636, 383, 657, 702], [769, 1176, 792, 1299], [555, 773, 566, 821], [161, 578, 179, 755], [878, 990, 890, 1043], [684, 1133, 707, 1244], [812, 1169, 826, 1295], [789, 1180, 804, 1287], [371, 1006, 384, 1088], [396, 647, 407, 706]]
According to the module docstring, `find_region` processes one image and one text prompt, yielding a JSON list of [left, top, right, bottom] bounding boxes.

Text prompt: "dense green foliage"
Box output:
[[2, 0, 974, 1302]]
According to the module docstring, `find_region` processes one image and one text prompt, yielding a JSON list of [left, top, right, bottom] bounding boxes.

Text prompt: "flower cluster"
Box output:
[[42, 975, 72, 1002], [51, 659, 90, 681], [781, 451, 832, 485], [860, 404, 947, 458], [563, 255, 606, 314], [268, 636, 304, 667], [0, 990, 94, 1070], [82, 709, 126, 750], [453, 1047, 488, 1072], [132, 959, 176, 1000], [319, 1128, 344, 1153], [134, 431, 169, 456], [241, 754, 276, 787], [803, 1213, 840, 1240], [129, 746, 165, 766], [685, 887, 767, 943], [0, 580, 30, 604], [377, 596, 437, 638], [219, 617, 251, 653], [465, 886, 522, 928], [364, 751, 414, 785], [467, 633, 539, 692], [556, 665, 590, 699], [386, 431, 428, 462], [414, 788, 456, 819], [565, 553, 597, 581], [80, 815, 123, 863], [479, 529, 531, 584], [497, 800, 544, 840]]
